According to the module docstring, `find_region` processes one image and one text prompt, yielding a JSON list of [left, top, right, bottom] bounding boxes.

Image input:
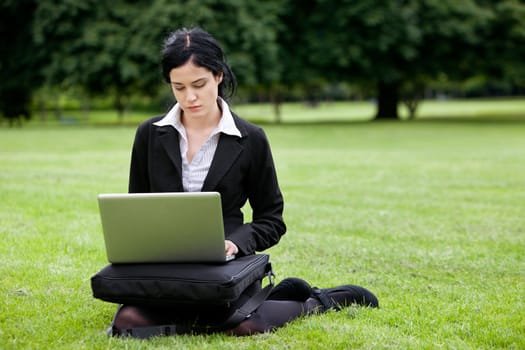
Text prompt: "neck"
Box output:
[[182, 102, 222, 131]]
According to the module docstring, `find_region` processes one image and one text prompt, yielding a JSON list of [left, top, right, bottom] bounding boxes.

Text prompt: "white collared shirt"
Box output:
[[153, 98, 241, 192]]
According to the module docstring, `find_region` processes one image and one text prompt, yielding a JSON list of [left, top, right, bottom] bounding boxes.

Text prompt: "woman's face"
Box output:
[[169, 61, 223, 121]]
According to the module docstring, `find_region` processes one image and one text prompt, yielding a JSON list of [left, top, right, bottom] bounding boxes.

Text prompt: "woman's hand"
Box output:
[[225, 240, 239, 257]]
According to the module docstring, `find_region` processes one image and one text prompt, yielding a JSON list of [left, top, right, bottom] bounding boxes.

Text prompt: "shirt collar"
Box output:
[[153, 98, 242, 138]]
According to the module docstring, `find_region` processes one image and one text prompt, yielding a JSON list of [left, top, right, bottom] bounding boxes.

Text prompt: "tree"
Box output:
[[276, 0, 329, 108], [149, 0, 284, 120], [7, 0, 524, 123], [278, 0, 524, 120], [31, 0, 284, 121], [0, 0, 42, 126], [481, 0, 525, 90], [33, 1, 161, 120]]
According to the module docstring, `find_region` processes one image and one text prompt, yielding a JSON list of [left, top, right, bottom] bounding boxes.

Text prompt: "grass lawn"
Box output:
[[1, 101, 524, 349]]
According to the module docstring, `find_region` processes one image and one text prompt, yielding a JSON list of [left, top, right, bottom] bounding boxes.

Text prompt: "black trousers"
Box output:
[[110, 280, 263, 334]]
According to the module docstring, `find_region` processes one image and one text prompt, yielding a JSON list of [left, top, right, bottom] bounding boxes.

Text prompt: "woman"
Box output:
[[111, 27, 378, 337]]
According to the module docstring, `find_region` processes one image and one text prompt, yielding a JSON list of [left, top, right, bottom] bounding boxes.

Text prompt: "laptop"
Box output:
[[97, 192, 235, 263]]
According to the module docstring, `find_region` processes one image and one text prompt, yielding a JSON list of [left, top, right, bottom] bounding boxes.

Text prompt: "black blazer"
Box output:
[[128, 113, 286, 256]]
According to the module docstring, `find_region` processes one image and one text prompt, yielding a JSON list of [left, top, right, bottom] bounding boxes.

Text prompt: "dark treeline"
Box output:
[[1, 0, 524, 125]]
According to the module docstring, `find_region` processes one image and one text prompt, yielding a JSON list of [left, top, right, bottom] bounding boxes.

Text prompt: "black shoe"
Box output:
[[268, 277, 312, 302], [311, 285, 379, 311]]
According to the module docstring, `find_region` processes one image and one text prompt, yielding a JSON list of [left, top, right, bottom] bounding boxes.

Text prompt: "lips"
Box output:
[[187, 105, 201, 112]]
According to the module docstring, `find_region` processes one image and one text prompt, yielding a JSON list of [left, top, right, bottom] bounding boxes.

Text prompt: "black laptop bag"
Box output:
[[90, 254, 274, 337]]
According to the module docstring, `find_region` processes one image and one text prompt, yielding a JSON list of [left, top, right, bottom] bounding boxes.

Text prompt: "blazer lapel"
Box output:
[[158, 126, 183, 181], [202, 135, 243, 191]]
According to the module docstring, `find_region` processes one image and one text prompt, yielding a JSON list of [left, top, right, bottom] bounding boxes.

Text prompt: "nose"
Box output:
[[186, 88, 197, 102]]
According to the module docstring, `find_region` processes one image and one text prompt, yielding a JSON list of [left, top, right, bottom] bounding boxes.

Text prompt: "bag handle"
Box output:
[[219, 265, 275, 329], [111, 263, 275, 338]]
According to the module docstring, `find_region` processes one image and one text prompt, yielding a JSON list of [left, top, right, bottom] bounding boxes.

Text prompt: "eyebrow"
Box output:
[[171, 78, 208, 85]]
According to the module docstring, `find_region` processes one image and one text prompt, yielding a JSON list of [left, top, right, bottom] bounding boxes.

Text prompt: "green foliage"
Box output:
[[203, 0, 284, 86], [2, 0, 525, 121], [33, 1, 165, 115], [277, 0, 525, 118], [483, 0, 525, 86], [30, 0, 284, 116]]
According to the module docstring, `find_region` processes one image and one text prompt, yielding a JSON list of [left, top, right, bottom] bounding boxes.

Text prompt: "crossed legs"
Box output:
[[112, 278, 379, 337]]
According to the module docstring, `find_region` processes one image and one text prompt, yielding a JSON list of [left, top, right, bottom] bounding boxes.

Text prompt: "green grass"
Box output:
[[1, 103, 524, 349]]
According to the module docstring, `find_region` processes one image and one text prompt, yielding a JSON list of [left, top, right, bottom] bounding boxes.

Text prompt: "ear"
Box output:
[[216, 72, 224, 84]]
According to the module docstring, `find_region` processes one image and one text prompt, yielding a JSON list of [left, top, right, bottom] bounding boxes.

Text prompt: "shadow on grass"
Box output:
[[249, 115, 525, 127]]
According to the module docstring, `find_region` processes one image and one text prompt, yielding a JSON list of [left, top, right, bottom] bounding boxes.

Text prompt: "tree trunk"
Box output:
[[55, 94, 63, 121], [271, 86, 282, 124], [115, 91, 125, 123], [375, 81, 399, 120], [82, 96, 90, 122], [403, 99, 419, 120]]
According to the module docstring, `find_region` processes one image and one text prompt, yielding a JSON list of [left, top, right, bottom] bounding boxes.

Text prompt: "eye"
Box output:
[[174, 85, 185, 91], [193, 81, 206, 89]]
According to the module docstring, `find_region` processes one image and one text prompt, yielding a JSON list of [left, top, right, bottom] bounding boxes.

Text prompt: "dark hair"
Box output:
[[161, 27, 237, 100]]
